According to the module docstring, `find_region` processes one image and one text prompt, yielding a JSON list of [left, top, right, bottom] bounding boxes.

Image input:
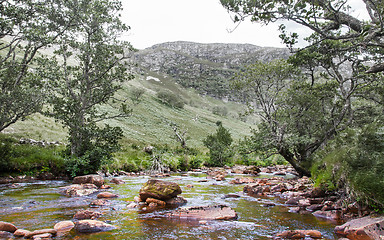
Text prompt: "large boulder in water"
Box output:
[[73, 174, 104, 188], [166, 204, 238, 221], [139, 179, 182, 201], [334, 216, 384, 239]]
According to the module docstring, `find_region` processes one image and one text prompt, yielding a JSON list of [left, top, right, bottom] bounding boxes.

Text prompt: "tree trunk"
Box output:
[[279, 148, 311, 177]]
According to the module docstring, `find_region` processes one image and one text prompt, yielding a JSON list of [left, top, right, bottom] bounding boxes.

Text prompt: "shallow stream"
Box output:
[[0, 172, 340, 239]]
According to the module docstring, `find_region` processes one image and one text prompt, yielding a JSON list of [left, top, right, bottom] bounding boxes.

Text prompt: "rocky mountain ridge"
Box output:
[[133, 41, 291, 99]]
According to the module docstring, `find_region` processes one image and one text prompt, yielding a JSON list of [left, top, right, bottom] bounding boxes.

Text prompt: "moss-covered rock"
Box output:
[[139, 179, 182, 201]]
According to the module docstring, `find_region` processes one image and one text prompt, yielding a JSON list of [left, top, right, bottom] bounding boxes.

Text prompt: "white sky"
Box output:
[[121, 0, 368, 50], [121, 0, 287, 49]]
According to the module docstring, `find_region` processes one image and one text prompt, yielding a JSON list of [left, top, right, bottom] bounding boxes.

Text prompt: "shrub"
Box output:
[[157, 90, 185, 108], [212, 106, 228, 116], [189, 155, 203, 169], [203, 121, 233, 167], [0, 135, 65, 175], [130, 87, 146, 105], [312, 124, 384, 208]]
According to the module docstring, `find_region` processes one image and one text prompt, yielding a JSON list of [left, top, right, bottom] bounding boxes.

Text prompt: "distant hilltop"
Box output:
[[133, 41, 291, 99]]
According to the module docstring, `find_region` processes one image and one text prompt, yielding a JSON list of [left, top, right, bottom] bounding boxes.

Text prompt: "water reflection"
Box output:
[[0, 173, 338, 239]]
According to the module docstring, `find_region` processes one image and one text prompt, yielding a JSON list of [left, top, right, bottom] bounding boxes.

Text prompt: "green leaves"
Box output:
[[203, 122, 233, 167]]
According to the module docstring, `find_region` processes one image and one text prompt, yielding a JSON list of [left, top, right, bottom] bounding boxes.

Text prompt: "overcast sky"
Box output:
[[121, 0, 288, 49], [121, 0, 367, 50]]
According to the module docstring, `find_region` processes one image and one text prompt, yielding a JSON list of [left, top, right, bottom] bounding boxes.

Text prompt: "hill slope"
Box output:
[[5, 41, 290, 149]]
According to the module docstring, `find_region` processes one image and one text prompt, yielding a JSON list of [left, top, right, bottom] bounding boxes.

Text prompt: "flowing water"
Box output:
[[0, 172, 340, 239]]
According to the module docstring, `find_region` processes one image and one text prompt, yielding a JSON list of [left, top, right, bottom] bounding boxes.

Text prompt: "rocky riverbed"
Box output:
[[0, 165, 382, 239]]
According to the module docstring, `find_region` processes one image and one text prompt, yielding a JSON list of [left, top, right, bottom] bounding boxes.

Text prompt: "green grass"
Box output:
[[2, 73, 258, 174]]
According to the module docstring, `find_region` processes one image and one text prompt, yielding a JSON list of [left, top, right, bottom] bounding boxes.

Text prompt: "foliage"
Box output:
[[203, 121, 233, 167], [44, 0, 133, 176], [312, 123, 384, 208], [233, 59, 342, 176], [130, 87, 146, 105], [63, 125, 123, 177], [0, 135, 65, 175], [0, 0, 75, 132], [212, 106, 228, 117], [157, 90, 185, 108], [221, 0, 384, 74]]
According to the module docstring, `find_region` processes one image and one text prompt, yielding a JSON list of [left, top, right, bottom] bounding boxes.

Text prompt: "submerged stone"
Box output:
[[166, 204, 238, 221], [74, 220, 118, 233]]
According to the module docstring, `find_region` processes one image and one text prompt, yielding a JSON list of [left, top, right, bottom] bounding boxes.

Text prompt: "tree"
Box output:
[[234, 59, 356, 176], [0, 0, 74, 132], [203, 121, 233, 167], [220, 0, 384, 73], [47, 0, 134, 175], [222, 0, 384, 176]]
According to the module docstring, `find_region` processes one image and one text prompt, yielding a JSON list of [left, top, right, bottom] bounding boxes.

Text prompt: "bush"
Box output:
[[203, 121, 233, 167], [189, 155, 203, 169], [130, 87, 146, 105], [0, 135, 65, 175], [312, 124, 384, 208], [212, 106, 228, 116], [157, 90, 185, 108]]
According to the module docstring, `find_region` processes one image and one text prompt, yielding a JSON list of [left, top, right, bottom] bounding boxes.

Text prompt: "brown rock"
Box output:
[[146, 197, 166, 206], [25, 229, 57, 238], [74, 220, 118, 233], [0, 221, 17, 232], [32, 233, 52, 239], [139, 179, 182, 201], [73, 174, 104, 188], [59, 184, 98, 197], [276, 230, 322, 239], [14, 229, 31, 237], [243, 165, 261, 175], [229, 177, 256, 184], [97, 192, 118, 198], [100, 185, 111, 189], [90, 199, 110, 208], [0, 231, 13, 239], [110, 178, 125, 184], [313, 210, 341, 220], [298, 199, 311, 207], [127, 202, 137, 208], [310, 187, 326, 198], [166, 205, 237, 220], [270, 184, 287, 193], [306, 204, 323, 212], [134, 196, 142, 202], [73, 210, 102, 220], [302, 230, 322, 239], [334, 216, 384, 240], [243, 184, 270, 196], [54, 221, 74, 232], [285, 197, 305, 206], [223, 194, 241, 199], [276, 230, 305, 239], [165, 196, 188, 206]]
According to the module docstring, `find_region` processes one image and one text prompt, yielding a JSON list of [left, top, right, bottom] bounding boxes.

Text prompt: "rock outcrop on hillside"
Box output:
[[134, 41, 291, 99]]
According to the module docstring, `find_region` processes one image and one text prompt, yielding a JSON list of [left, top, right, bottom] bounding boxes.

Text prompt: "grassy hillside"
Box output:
[[5, 72, 257, 150]]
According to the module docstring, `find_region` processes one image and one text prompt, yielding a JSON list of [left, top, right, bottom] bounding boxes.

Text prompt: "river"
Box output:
[[0, 172, 339, 239]]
